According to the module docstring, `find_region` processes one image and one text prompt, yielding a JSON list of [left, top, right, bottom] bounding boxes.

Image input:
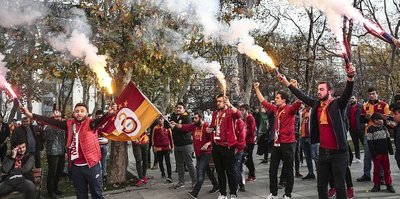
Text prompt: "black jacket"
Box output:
[[288, 81, 354, 150], [0, 122, 10, 149], [168, 112, 192, 147], [1, 153, 34, 182]]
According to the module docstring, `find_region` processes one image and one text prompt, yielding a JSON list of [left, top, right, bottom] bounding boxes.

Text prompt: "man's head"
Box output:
[[350, 96, 357, 104], [317, 81, 334, 101], [175, 102, 186, 115], [95, 110, 103, 119], [216, 94, 226, 110], [13, 139, 27, 155], [21, 117, 30, 128], [73, 103, 89, 122], [239, 104, 250, 116], [367, 87, 378, 101], [390, 103, 400, 123], [371, 112, 384, 126], [275, 91, 289, 107], [193, 111, 203, 126]]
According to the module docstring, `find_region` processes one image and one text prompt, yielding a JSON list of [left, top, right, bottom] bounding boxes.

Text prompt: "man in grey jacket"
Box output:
[[43, 110, 66, 198]]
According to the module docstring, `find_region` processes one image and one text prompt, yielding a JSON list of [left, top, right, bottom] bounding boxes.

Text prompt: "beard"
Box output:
[[319, 93, 329, 101], [75, 116, 87, 122], [195, 121, 202, 126]]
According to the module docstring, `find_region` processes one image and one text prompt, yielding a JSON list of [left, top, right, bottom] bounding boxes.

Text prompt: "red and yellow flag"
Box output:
[[99, 81, 160, 141]]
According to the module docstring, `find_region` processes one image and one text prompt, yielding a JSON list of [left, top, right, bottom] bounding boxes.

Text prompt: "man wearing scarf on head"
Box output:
[[0, 139, 35, 199], [20, 103, 117, 199]]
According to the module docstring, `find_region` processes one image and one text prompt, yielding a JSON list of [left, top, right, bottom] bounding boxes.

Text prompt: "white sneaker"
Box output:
[[267, 193, 278, 199], [283, 194, 291, 199], [230, 194, 237, 199], [217, 194, 228, 199]]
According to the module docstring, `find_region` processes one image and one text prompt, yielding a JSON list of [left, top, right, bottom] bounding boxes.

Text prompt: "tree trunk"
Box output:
[[243, 59, 254, 105], [177, 77, 190, 103], [107, 65, 132, 185]]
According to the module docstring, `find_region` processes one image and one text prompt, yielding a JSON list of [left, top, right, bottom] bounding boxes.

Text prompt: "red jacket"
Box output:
[[66, 119, 101, 168], [244, 114, 256, 144], [234, 119, 247, 153], [180, 122, 212, 156], [152, 126, 173, 152], [210, 108, 242, 147], [261, 100, 302, 143]]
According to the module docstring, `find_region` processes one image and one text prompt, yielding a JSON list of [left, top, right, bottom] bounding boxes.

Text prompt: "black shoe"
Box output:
[[302, 174, 316, 180], [54, 190, 64, 195], [188, 191, 198, 199], [209, 186, 219, 194], [356, 175, 371, 182], [260, 159, 268, 164], [387, 185, 396, 193], [47, 193, 58, 198], [371, 186, 380, 192], [239, 184, 246, 192], [295, 172, 303, 178]]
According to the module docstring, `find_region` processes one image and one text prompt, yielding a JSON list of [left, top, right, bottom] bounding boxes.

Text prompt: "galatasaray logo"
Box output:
[[114, 108, 141, 137]]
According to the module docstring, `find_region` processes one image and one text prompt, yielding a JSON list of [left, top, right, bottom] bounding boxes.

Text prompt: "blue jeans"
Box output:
[[192, 153, 218, 194], [100, 144, 108, 177], [71, 163, 104, 199], [233, 151, 244, 187], [300, 138, 314, 175]]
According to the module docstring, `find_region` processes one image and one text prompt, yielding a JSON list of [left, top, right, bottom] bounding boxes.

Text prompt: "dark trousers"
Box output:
[[295, 140, 301, 173], [269, 143, 295, 196], [0, 178, 36, 199], [372, 154, 392, 186], [0, 146, 7, 163], [100, 144, 108, 177], [31, 151, 41, 168], [300, 138, 314, 175], [133, 143, 149, 179], [148, 143, 158, 165], [245, 144, 255, 177], [233, 151, 244, 187], [192, 153, 219, 194], [156, 151, 171, 178], [349, 128, 363, 159], [212, 145, 236, 196], [329, 166, 353, 188], [71, 163, 104, 199], [317, 148, 348, 199], [47, 155, 65, 195]]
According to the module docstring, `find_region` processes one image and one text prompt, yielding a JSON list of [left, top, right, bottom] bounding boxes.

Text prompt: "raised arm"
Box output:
[[278, 75, 316, 107], [20, 106, 67, 131], [254, 82, 266, 103], [337, 64, 356, 108]]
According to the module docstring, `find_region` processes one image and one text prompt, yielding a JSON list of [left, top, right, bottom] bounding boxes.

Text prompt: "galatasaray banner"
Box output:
[[99, 81, 160, 141]]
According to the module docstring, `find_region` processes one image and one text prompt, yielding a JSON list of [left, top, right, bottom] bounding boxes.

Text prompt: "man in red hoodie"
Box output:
[[254, 82, 302, 199], [206, 94, 242, 199], [172, 111, 219, 199], [239, 104, 257, 182], [20, 103, 116, 199]]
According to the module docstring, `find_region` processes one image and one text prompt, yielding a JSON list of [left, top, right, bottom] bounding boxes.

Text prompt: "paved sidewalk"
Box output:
[[65, 149, 400, 199]]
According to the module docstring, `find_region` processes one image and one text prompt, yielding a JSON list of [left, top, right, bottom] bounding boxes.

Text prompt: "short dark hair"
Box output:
[[318, 81, 333, 91], [216, 94, 224, 99], [74, 103, 88, 111], [277, 91, 290, 103], [12, 138, 25, 148], [367, 87, 377, 93], [194, 111, 203, 119], [95, 110, 103, 115], [176, 102, 186, 109], [371, 112, 383, 121], [390, 103, 400, 112], [21, 117, 29, 121], [240, 104, 250, 111]]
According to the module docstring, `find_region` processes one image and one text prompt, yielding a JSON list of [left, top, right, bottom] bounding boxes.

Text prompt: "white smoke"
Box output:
[[0, 53, 8, 87], [0, 0, 47, 28], [48, 8, 112, 93]]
